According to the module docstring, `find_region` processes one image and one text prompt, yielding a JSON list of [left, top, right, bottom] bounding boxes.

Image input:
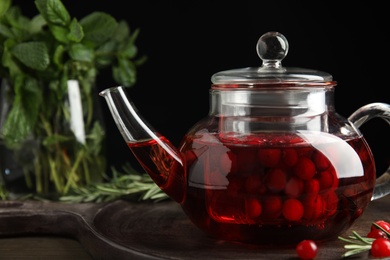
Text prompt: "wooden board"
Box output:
[[0, 196, 388, 259]]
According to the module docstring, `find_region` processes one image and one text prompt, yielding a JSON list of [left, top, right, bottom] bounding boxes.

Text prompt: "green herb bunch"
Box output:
[[0, 0, 146, 197]]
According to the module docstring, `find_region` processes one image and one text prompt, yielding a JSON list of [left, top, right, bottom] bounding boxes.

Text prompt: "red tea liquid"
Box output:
[[128, 131, 375, 245]]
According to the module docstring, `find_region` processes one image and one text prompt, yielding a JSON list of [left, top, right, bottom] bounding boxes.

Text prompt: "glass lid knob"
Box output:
[[256, 31, 289, 70]]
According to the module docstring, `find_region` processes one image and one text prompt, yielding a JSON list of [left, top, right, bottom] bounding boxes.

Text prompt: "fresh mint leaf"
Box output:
[[67, 18, 83, 43], [112, 20, 130, 42], [0, 23, 13, 38], [1, 76, 41, 146], [69, 43, 94, 62], [49, 24, 70, 43], [80, 12, 118, 45], [11, 41, 50, 71], [35, 0, 70, 26], [0, 0, 11, 17], [121, 39, 138, 59], [53, 44, 65, 68], [113, 58, 136, 87], [29, 15, 46, 34]]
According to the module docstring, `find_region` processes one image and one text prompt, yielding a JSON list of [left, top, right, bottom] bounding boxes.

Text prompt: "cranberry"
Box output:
[[245, 198, 262, 218], [258, 148, 281, 167], [262, 195, 282, 219], [282, 148, 298, 167], [296, 239, 318, 259], [367, 229, 388, 239], [318, 170, 334, 190], [371, 220, 390, 233], [312, 150, 330, 171], [294, 157, 316, 180], [303, 195, 324, 221], [265, 168, 287, 193], [245, 174, 265, 194], [304, 179, 320, 194], [282, 198, 304, 221], [285, 177, 304, 197], [322, 190, 338, 217], [371, 238, 390, 258]]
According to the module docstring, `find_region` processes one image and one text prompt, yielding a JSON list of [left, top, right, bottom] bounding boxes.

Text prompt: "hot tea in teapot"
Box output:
[[100, 31, 390, 245]]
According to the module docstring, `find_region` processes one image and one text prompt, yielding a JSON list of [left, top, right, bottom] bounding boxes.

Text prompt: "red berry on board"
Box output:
[[282, 198, 304, 221], [258, 148, 281, 167], [371, 220, 390, 233], [371, 237, 390, 258], [294, 157, 316, 180], [367, 229, 388, 239], [296, 239, 318, 259]]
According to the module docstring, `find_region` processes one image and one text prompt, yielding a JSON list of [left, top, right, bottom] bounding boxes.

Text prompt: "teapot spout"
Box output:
[[99, 86, 186, 203]]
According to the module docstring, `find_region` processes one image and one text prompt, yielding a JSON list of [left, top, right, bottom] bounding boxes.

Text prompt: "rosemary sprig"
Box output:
[[339, 222, 390, 258], [59, 164, 169, 203]]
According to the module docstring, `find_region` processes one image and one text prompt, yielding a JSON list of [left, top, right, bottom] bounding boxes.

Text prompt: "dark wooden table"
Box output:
[[0, 195, 389, 260]]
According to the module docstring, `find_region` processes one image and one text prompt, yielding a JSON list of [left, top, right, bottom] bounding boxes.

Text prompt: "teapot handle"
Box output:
[[348, 102, 390, 201]]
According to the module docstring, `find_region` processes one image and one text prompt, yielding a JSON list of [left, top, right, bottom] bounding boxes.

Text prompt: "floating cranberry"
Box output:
[[258, 148, 281, 167], [285, 177, 304, 197], [302, 195, 324, 221], [245, 174, 266, 194], [262, 195, 282, 219], [282, 198, 304, 221], [322, 190, 338, 216], [312, 150, 330, 171], [304, 179, 320, 194], [282, 148, 298, 167], [266, 168, 287, 193], [245, 198, 262, 218], [318, 170, 334, 190], [294, 157, 316, 180]]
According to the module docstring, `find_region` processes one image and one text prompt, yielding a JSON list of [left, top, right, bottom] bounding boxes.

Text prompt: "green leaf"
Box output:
[[53, 44, 65, 68], [0, 23, 13, 38], [112, 20, 130, 42], [43, 134, 72, 146], [1, 76, 42, 146], [113, 58, 136, 87], [69, 43, 94, 62], [11, 41, 50, 71], [49, 24, 70, 44], [0, 0, 11, 17], [121, 39, 138, 59], [67, 18, 83, 43], [80, 12, 118, 45], [34, 0, 70, 26], [29, 15, 46, 34]]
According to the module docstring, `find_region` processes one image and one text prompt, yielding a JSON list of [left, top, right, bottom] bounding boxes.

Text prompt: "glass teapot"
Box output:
[[100, 31, 390, 245]]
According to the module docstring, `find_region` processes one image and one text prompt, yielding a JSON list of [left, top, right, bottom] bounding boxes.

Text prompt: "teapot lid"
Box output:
[[211, 31, 333, 86]]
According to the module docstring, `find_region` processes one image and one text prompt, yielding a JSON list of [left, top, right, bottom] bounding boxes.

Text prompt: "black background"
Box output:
[[10, 0, 390, 176]]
